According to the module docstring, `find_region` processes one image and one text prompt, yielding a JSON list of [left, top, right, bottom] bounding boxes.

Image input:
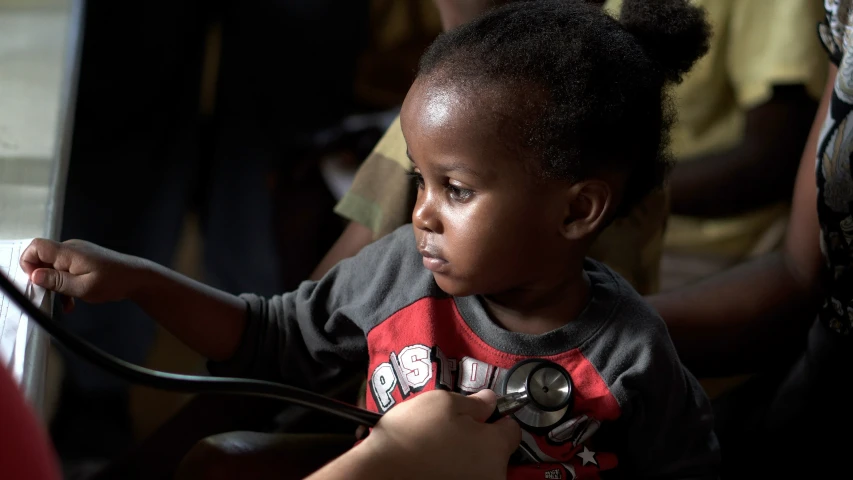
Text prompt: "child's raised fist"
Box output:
[[19, 238, 143, 312]]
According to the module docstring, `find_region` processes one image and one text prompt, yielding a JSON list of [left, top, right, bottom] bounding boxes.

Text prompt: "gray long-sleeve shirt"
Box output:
[[210, 226, 720, 479]]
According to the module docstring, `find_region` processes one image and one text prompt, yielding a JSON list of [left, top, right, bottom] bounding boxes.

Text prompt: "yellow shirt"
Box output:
[[605, 0, 829, 399], [607, 0, 827, 258]]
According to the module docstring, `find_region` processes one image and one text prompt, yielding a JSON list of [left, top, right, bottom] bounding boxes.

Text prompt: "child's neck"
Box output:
[[480, 269, 590, 335]]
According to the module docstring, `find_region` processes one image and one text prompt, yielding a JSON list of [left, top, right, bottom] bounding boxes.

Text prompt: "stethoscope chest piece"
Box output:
[[500, 359, 574, 432]]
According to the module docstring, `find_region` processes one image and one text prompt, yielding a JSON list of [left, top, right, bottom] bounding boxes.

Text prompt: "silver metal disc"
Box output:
[[504, 361, 568, 430], [527, 365, 571, 411]]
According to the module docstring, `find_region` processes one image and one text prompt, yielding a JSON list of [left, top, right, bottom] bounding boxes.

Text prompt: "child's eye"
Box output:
[[447, 184, 474, 202], [407, 172, 425, 189]]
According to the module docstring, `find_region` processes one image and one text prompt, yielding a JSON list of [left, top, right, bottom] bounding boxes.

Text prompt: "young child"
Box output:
[[22, 0, 718, 478]]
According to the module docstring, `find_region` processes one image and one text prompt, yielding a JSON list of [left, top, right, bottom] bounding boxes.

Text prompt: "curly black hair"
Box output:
[[417, 0, 711, 215]]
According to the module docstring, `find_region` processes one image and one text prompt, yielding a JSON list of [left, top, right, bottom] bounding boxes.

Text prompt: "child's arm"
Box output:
[[23, 226, 427, 390], [129, 258, 246, 360], [20, 238, 246, 360], [206, 225, 430, 389]]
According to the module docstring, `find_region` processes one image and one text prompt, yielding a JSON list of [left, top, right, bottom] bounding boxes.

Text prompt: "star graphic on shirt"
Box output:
[[576, 446, 598, 466]]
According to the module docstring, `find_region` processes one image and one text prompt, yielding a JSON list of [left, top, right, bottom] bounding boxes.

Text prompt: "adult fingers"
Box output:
[[456, 389, 498, 422], [491, 417, 522, 455]]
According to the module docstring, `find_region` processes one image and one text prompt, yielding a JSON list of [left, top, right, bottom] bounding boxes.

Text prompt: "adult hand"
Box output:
[[308, 389, 521, 480]]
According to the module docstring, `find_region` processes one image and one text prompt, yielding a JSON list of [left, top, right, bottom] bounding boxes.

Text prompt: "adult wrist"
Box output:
[[343, 439, 403, 478]]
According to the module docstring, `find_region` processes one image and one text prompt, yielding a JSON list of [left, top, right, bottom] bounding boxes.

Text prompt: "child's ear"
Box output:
[[559, 180, 612, 240]]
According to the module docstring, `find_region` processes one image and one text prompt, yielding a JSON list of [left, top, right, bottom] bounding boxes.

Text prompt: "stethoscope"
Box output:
[[0, 270, 574, 431], [489, 359, 574, 431]]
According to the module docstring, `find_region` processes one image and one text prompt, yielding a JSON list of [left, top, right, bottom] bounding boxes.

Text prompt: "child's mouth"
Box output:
[[418, 247, 448, 273]]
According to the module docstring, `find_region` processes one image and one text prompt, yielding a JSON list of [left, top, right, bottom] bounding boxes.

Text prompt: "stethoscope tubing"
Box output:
[[0, 270, 383, 427]]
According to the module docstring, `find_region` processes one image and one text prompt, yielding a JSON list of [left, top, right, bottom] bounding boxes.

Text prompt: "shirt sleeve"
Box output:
[[726, 0, 828, 107], [207, 227, 426, 392], [578, 266, 720, 478], [333, 116, 417, 239], [609, 323, 720, 479]]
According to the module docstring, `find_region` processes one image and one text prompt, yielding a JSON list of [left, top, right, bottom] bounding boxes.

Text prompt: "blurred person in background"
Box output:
[[52, 0, 370, 475], [628, 0, 826, 291]]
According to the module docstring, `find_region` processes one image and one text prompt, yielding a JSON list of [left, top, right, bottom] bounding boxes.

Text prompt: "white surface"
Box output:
[[0, 239, 47, 383], [0, 9, 68, 242], [0, 10, 66, 160], [0, 0, 79, 414], [0, 184, 51, 239]]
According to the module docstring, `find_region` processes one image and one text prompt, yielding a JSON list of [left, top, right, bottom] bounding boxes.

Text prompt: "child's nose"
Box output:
[[413, 191, 442, 233]]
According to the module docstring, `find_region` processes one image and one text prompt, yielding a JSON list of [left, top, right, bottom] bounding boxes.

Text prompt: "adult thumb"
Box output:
[[464, 389, 499, 422]]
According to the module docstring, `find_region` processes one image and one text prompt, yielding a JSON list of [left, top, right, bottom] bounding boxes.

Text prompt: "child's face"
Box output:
[[400, 76, 572, 297]]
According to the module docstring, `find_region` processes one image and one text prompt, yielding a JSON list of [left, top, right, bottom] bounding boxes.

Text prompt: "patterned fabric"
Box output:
[[817, 0, 853, 335], [334, 118, 668, 295]]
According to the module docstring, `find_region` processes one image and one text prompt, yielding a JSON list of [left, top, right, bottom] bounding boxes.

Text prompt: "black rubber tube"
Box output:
[[0, 270, 382, 427]]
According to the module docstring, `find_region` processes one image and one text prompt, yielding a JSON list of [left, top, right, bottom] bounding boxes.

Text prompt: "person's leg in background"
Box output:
[[758, 320, 853, 478], [151, 2, 374, 478], [711, 319, 853, 479], [202, 0, 370, 296], [50, 0, 208, 472], [75, 4, 372, 478]]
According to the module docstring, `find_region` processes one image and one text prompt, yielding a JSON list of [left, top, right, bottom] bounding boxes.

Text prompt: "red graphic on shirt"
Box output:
[[365, 297, 622, 479]]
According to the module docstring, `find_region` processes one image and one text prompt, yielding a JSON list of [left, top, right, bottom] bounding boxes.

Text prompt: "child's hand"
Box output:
[[19, 238, 142, 312]]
